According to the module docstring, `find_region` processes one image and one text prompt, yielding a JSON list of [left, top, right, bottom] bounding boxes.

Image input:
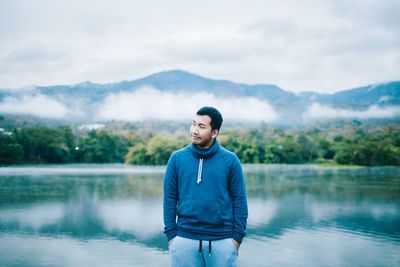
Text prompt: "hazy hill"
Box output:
[[27, 70, 297, 105], [0, 70, 399, 126]]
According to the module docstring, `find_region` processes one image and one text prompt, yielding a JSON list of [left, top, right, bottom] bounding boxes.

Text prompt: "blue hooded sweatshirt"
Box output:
[[163, 140, 248, 244]]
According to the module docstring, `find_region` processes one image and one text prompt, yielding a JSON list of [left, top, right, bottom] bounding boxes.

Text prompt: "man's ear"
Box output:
[[212, 129, 219, 139]]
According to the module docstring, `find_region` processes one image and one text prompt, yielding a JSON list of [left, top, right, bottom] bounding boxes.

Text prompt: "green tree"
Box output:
[[79, 130, 130, 163], [0, 132, 24, 164], [264, 144, 285, 163], [220, 129, 266, 163], [14, 127, 70, 163], [319, 139, 335, 160], [297, 133, 319, 162], [333, 143, 353, 164], [280, 135, 304, 163], [125, 133, 187, 165], [125, 143, 149, 164]]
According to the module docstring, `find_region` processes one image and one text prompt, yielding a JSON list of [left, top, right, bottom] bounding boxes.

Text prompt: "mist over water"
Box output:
[[0, 164, 399, 266]]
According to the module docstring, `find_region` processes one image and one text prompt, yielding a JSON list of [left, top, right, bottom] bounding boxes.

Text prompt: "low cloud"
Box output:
[[303, 103, 400, 120], [0, 94, 69, 119], [98, 87, 278, 122]]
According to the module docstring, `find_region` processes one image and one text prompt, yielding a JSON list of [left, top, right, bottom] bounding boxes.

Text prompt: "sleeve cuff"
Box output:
[[233, 233, 245, 244], [165, 229, 178, 241]]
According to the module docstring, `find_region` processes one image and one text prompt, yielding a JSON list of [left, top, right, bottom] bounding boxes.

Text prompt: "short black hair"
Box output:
[[196, 106, 223, 131]]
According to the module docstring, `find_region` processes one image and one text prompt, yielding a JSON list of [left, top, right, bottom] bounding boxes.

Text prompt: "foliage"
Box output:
[[13, 126, 74, 163], [0, 132, 23, 164], [1, 123, 399, 166], [76, 130, 131, 163], [1, 126, 131, 164], [125, 133, 188, 165]]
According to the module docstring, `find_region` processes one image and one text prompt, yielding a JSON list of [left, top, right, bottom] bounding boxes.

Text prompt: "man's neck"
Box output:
[[196, 139, 215, 150]]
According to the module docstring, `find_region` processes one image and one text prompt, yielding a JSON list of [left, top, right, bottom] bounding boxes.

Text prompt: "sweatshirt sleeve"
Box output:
[[229, 156, 248, 244], [163, 153, 178, 241]]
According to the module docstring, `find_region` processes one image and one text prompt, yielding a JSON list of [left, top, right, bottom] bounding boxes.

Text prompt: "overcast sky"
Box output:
[[0, 0, 399, 93]]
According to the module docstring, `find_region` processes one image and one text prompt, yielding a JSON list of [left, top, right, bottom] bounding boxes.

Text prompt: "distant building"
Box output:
[[0, 128, 12, 135], [78, 124, 106, 131]]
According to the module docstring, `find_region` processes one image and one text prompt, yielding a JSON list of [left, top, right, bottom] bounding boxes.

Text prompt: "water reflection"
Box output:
[[98, 199, 162, 240], [0, 164, 399, 266], [0, 203, 64, 230], [0, 234, 168, 267], [241, 227, 400, 267]]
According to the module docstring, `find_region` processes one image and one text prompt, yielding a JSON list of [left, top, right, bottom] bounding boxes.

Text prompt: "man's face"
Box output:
[[190, 115, 218, 149]]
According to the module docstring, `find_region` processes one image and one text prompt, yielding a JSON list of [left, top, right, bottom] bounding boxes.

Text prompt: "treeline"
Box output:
[[1, 124, 399, 166], [218, 125, 400, 166], [0, 126, 130, 164]]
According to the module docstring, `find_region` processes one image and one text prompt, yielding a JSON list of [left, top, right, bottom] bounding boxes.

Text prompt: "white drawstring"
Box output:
[[197, 158, 204, 184]]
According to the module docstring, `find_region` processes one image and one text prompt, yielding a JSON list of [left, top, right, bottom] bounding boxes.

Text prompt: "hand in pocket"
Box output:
[[232, 239, 240, 250], [168, 237, 176, 247]]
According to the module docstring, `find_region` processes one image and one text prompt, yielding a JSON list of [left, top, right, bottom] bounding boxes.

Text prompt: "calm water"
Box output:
[[0, 164, 399, 267]]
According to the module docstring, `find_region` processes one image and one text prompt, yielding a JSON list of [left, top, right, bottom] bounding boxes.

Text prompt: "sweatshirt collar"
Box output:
[[189, 139, 220, 159]]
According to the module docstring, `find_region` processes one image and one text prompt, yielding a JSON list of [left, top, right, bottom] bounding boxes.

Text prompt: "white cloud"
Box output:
[[0, 0, 399, 93], [0, 94, 69, 119], [303, 103, 400, 120], [97, 87, 278, 122]]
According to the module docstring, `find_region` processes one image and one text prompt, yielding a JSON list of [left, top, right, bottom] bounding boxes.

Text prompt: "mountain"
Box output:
[[323, 82, 400, 107], [31, 70, 297, 105], [0, 70, 399, 126]]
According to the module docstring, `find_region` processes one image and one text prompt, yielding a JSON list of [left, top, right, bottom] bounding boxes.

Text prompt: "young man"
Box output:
[[163, 106, 248, 267]]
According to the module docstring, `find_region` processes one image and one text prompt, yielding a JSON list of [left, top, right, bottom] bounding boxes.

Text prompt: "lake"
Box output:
[[0, 164, 399, 267]]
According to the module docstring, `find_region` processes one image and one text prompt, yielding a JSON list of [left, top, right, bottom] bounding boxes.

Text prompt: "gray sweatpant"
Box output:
[[169, 236, 238, 267]]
